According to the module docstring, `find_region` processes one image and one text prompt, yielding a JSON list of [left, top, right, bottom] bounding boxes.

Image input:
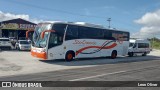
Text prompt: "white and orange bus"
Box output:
[[28, 21, 130, 61]]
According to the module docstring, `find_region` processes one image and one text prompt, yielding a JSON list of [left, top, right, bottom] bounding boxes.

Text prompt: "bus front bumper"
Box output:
[[31, 50, 47, 60]]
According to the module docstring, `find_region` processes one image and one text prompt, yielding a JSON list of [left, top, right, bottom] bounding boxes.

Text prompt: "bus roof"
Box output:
[[38, 21, 129, 33]]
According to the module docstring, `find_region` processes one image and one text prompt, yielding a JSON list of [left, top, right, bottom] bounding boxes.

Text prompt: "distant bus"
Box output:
[[28, 21, 130, 61]]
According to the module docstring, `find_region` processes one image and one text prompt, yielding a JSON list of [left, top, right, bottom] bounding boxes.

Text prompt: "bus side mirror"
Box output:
[[41, 30, 55, 39], [26, 30, 34, 39]]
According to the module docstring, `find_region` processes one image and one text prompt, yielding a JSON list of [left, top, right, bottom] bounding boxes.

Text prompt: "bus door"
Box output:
[[47, 33, 64, 59]]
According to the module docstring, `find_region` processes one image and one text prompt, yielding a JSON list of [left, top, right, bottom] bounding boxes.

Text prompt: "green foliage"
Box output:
[[150, 38, 160, 49]]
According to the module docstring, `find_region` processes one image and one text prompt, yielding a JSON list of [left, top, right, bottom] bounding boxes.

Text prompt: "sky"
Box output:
[[0, 0, 160, 38]]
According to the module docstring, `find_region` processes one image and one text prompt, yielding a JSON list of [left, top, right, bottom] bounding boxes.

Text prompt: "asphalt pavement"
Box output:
[[0, 55, 160, 81], [0, 50, 160, 90]]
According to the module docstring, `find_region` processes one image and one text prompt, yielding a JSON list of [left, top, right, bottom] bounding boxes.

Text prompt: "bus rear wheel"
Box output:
[[65, 51, 75, 61], [111, 51, 117, 59]]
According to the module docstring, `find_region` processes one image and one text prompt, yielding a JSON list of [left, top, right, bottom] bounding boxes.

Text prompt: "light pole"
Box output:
[[107, 18, 111, 28]]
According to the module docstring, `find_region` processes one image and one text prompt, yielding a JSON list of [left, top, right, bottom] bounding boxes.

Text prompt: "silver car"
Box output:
[[0, 38, 12, 50], [16, 40, 31, 51]]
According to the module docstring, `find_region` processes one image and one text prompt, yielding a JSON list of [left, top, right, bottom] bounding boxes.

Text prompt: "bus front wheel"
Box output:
[[65, 51, 75, 61]]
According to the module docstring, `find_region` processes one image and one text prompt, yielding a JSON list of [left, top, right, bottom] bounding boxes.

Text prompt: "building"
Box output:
[[0, 18, 36, 39]]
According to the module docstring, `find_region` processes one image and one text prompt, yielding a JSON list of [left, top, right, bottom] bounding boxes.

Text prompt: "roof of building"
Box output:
[[0, 18, 36, 25]]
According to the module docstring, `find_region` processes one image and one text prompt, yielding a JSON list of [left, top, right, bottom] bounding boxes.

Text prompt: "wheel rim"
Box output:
[[113, 53, 116, 58], [67, 53, 73, 60], [112, 52, 116, 58]]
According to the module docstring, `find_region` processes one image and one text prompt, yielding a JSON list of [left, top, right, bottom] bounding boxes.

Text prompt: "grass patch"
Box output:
[[150, 38, 160, 50]]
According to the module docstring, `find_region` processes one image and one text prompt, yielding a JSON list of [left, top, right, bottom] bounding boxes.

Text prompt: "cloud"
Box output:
[[0, 11, 43, 24], [0, 11, 29, 21], [134, 10, 160, 26], [133, 9, 160, 39], [30, 18, 44, 24]]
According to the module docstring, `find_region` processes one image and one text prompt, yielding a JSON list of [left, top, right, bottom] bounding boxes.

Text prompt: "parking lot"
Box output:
[[0, 49, 160, 77]]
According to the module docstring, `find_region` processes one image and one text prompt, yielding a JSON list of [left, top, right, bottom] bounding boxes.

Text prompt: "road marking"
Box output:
[[69, 70, 126, 81]]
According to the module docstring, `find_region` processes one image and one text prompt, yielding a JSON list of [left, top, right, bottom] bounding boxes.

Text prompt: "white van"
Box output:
[[128, 39, 151, 57]]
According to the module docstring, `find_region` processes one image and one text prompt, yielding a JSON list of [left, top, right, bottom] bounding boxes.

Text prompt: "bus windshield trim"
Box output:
[[41, 30, 56, 39]]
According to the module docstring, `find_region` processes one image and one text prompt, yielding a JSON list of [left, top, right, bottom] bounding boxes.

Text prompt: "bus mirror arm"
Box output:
[[26, 30, 34, 39], [41, 30, 56, 39]]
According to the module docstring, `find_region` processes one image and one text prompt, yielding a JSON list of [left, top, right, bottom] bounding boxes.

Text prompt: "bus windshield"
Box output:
[[32, 24, 51, 48]]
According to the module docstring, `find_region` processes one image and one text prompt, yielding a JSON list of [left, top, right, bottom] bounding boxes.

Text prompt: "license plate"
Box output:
[[25, 46, 29, 48]]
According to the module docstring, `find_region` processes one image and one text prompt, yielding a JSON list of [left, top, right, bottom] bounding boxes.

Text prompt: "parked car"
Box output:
[[0, 38, 12, 50], [15, 40, 31, 51], [128, 39, 151, 57]]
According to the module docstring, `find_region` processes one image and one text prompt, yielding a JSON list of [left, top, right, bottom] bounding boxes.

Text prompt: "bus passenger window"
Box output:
[[65, 25, 78, 40]]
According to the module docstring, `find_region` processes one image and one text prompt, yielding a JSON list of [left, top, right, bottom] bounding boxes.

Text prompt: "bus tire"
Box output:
[[128, 52, 133, 57], [142, 52, 147, 56], [111, 50, 117, 59], [65, 51, 75, 61]]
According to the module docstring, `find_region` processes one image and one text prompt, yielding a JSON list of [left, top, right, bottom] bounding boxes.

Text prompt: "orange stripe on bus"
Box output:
[[76, 43, 117, 56]]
